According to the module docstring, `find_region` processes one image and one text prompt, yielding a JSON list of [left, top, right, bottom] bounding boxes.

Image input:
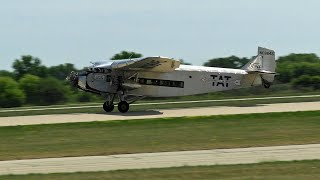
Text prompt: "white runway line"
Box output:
[[0, 94, 319, 113], [0, 144, 319, 175], [0, 101, 320, 127]]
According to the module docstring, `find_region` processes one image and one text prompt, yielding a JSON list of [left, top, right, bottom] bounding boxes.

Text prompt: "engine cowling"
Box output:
[[66, 71, 79, 87]]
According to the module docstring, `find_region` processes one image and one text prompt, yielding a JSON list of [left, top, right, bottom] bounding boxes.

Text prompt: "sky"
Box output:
[[1, 0, 319, 70]]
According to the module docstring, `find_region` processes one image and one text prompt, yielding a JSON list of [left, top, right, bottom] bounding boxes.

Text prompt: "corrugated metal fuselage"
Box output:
[[81, 65, 262, 97], [129, 65, 257, 97]]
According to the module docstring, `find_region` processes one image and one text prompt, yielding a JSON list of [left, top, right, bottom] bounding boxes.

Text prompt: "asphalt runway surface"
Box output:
[[1, 144, 319, 175], [0, 101, 320, 127]]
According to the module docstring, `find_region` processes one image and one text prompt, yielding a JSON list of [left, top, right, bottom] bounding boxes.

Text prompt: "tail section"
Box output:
[[242, 47, 277, 88], [242, 47, 276, 73]]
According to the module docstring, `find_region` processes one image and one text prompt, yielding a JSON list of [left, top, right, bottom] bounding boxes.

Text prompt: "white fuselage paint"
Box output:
[[82, 65, 261, 97], [129, 65, 255, 97]]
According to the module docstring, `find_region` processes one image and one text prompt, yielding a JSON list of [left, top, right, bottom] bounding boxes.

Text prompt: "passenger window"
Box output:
[[151, 79, 158, 85], [179, 82, 184, 88], [139, 78, 146, 84], [138, 78, 184, 88], [170, 81, 178, 87], [146, 79, 152, 85], [106, 75, 111, 82]]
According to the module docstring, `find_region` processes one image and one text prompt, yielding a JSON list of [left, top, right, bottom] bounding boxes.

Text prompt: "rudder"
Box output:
[[242, 47, 276, 73], [242, 47, 277, 87]]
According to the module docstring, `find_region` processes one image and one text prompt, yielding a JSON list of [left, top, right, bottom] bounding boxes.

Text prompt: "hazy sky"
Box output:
[[1, 0, 319, 70]]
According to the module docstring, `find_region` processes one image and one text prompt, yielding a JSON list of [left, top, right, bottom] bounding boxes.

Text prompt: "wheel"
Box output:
[[263, 82, 271, 89], [118, 101, 129, 113], [103, 102, 114, 112]]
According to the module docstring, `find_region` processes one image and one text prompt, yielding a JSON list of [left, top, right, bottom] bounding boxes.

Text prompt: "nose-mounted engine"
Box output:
[[66, 71, 79, 87], [66, 67, 141, 96]]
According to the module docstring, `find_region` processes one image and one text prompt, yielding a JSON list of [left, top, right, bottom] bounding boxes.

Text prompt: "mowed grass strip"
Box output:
[[0, 111, 320, 161], [2, 160, 320, 180]]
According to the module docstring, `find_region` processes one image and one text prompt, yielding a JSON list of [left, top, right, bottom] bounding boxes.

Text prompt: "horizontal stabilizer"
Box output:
[[243, 47, 277, 83], [247, 70, 277, 74]]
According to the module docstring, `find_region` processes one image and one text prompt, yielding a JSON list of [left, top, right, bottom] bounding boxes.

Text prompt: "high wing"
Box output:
[[91, 56, 180, 73]]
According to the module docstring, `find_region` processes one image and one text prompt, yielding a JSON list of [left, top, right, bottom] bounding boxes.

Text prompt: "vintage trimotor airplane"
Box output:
[[67, 47, 276, 113]]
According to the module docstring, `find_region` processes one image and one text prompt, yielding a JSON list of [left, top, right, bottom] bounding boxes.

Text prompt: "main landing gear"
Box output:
[[102, 93, 144, 113], [103, 102, 114, 112], [103, 101, 129, 113], [117, 101, 129, 113]]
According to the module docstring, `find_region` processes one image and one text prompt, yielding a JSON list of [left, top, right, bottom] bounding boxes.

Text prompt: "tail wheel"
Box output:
[[118, 101, 129, 113], [263, 82, 271, 89], [103, 102, 114, 112]]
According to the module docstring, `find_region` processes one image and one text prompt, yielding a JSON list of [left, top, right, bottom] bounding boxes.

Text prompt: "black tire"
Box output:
[[103, 102, 114, 112], [118, 101, 129, 113], [263, 82, 271, 89]]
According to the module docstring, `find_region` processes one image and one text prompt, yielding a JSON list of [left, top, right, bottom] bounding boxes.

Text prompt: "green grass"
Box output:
[[0, 111, 320, 161], [2, 160, 320, 180], [0, 93, 320, 117]]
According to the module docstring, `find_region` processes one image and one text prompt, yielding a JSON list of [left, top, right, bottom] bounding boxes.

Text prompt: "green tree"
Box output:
[[292, 62, 320, 78], [0, 70, 15, 78], [276, 54, 320, 83], [48, 63, 78, 80], [276, 63, 295, 83], [204, 56, 250, 69], [277, 53, 319, 64], [37, 77, 69, 105], [111, 51, 143, 60], [0, 77, 25, 107], [292, 75, 320, 89], [12, 55, 48, 79], [76, 91, 99, 102], [19, 74, 41, 104]]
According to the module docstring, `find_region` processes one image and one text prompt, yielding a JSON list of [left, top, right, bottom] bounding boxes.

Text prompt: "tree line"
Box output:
[[0, 51, 319, 108]]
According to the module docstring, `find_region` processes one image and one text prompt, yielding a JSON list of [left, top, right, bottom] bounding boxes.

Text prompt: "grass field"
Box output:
[[0, 93, 320, 117], [0, 111, 319, 161], [2, 160, 320, 180]]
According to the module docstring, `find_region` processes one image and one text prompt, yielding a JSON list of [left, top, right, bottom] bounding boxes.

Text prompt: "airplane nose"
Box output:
[[66, 71, 79, 87]]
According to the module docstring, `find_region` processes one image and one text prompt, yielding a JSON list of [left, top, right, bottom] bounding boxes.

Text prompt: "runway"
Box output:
[[1, 94, 319, 113], [0, 101, 320, 127], [0, 144, 319, 175]]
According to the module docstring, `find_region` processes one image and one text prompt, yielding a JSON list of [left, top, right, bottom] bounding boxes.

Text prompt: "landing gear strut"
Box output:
[[101, 76, 145, 113], [102, 94, 145, 113], [101, 93, 130, 113], [102, 94, 115, 113]]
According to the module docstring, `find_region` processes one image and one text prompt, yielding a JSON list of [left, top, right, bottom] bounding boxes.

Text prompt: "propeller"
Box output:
[[66, 71, 79, 87]]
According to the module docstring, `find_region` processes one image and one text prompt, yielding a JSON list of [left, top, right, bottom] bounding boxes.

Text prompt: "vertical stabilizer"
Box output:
[[242, 47, 276, 86], [242, 47, 276, 73]]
